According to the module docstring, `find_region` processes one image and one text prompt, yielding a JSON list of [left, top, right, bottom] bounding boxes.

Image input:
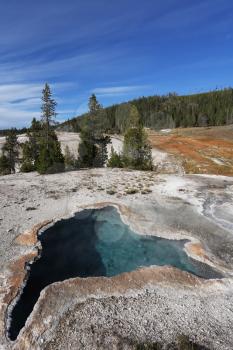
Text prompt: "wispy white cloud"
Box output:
[[0, 0, 232, 128], [0, 84, 42, 103], [0, 43, 151, 125], [0, 82, 75, 128], [0, 107, 40, 129], [0, 83, 41, 127], [0, 53, 100, 84], [152, 0, 233, 31], [92, 85, 150, 96]]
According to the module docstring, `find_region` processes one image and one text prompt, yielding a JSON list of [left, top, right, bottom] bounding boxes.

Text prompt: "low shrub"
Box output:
[[125, 188, 139, 194]]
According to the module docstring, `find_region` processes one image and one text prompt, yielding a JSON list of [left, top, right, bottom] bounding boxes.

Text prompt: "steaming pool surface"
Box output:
[[9, 206, 221, 340]]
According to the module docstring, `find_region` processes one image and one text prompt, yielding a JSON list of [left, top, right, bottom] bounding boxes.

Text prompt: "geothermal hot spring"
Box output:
[[8, 206, 221, 341]]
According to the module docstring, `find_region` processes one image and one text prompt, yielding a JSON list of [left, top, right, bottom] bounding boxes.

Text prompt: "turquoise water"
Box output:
[[9, 206, 221, 340], [93, 207, 216, 277]]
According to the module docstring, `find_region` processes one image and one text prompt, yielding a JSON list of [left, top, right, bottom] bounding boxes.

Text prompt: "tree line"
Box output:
[[0, 84, 64, 175], [61, 88, 233, 134], [0, 85, 153, 175], [0, 127, 27, 137]]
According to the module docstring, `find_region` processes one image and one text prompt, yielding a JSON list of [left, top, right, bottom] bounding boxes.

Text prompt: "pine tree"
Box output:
[[28, 118, 42, 162], [116, 105, 153, 170], [37, 84, 64, 174], [20, 143, 34, 173], [115, 103, 140, 133], [78, 125, 97, 167], [21, 118, 42, 172], [107, 146, 123, 168], [78, 95, 110, 167], [61, 87, 233, 132], [3, 128, 19, 173], [41, 83, 57, 149], [94, 135, 111, 167], [123, 126, 153, 170], [0, 154, 11, 175], [88, 94, 102, 115], [37, 131, 64, 174]]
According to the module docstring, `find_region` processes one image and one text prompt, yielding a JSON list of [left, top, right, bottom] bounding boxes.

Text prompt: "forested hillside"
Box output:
[[61, 88, 233, 134]]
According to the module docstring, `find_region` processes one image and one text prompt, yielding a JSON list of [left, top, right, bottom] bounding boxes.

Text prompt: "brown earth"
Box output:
[[14, 221, 51, 246], [148, 125, 233, 175]]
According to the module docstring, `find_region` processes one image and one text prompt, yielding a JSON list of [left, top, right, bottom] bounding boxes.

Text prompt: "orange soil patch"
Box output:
[[148, 126, 233, 175], [186, 243, 209, 261], [0, 221, 52, 340], [14, 220, 51, 246], [4, 252, 38, 306]]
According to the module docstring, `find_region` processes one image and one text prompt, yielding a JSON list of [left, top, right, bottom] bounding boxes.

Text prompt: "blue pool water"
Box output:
[[8, 206, 221, 340]]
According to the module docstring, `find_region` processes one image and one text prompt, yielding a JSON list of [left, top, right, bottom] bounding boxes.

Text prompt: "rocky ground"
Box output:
[[0, 126, 233, 350], [0, 168, 233, 349]]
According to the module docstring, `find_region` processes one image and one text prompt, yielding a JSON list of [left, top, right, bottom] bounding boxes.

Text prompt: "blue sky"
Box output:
[[0, 0, 233, 128]]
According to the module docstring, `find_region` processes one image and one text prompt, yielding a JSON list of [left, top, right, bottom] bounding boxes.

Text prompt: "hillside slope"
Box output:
[[60, 88, 233, 133]]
